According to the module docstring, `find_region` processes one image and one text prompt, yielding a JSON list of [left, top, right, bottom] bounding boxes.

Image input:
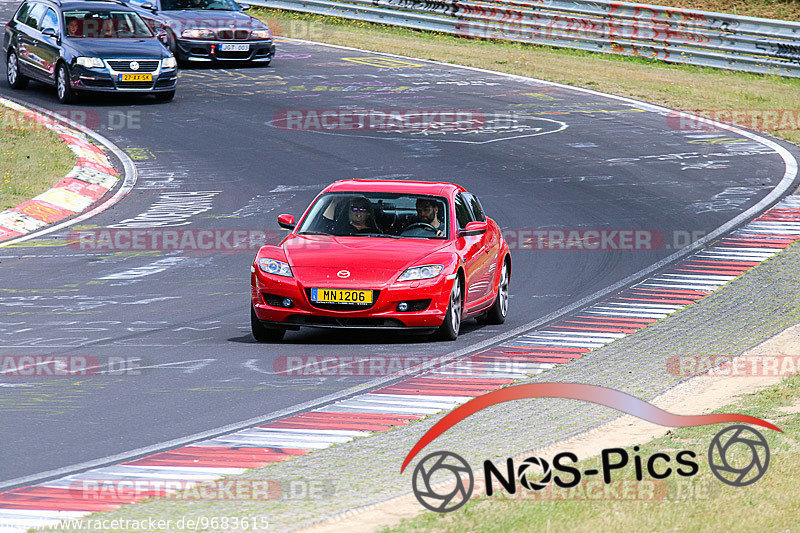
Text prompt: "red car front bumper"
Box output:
[[251, 269, 454, 329]]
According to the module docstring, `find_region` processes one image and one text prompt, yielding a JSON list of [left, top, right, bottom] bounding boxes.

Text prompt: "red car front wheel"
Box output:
[[251, 305, 286, 342], [482, 259, 510, 325], [435, 277, 462, 341]]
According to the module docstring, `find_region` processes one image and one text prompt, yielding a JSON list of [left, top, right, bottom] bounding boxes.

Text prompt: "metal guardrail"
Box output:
[[248, 0, 800, 77]]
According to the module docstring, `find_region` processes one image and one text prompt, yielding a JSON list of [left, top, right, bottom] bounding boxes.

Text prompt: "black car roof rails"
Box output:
[[63, 0, 129, 4]]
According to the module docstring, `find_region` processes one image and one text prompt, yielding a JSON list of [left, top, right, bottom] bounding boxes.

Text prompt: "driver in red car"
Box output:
[[415, 198, 444, 237], [344, 196, 380, 234]]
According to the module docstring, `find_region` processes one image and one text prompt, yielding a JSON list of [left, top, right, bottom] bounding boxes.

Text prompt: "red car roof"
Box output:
[[324, 179, 465, 196]]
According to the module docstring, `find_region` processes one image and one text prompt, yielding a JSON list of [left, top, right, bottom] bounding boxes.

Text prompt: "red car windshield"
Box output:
[[296, 193, 449, 239], [64, 11, 153, 38]]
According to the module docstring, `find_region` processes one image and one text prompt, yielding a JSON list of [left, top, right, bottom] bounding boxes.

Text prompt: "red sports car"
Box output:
[[250, 180, 511, 341]]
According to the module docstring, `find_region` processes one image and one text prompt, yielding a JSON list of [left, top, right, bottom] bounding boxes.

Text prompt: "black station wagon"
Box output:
[[4, 0, 178, 103]]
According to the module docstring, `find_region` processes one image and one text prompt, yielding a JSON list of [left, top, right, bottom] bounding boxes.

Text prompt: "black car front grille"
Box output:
[[116, 80, 155, 89], [81, 78, 114, 87], [217, 50, 251, 59], [106, 60, 159, 72], [216, 29, 250, 40], [304, 289, 379, 311]]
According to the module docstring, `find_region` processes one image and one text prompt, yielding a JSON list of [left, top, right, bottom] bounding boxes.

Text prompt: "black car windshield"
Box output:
[[296, 192, 449, 239], [64, 10, 153, 38], [161, 0, 241, 11]]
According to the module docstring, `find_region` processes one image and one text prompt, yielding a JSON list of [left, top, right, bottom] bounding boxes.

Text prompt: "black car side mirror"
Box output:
[[239, 2, 251, 9], [42, 27, 58, 38], [156, 29, 169, 44], [142, 3, 158, 11]]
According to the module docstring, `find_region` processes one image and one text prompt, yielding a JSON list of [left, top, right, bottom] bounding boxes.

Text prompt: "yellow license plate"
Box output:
[[119, 73, 152, 82], [311, 288, 373, 304]]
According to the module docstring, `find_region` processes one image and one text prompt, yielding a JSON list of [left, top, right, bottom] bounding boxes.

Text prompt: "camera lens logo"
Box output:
[[708, 425, 770, 487], [411, 451, 473, 513], [517, 456, 551, 491]]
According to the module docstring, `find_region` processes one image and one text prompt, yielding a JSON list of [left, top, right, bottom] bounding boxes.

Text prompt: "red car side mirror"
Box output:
[[458, 220, 488, 238], [277, 213, 296, 230]]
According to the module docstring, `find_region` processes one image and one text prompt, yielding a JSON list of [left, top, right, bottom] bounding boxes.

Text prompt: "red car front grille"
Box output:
[[304, 289, 379, 311], [285, 316, 404, 328]]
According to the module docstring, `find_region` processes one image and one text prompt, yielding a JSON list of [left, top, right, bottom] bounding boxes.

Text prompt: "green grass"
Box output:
[[383, 374, 800, 532], [0, 106, 75, 211], [643, 0, 800, 21]]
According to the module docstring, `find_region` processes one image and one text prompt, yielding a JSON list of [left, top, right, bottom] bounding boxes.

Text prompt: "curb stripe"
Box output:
[[0, 97, 120, 245]]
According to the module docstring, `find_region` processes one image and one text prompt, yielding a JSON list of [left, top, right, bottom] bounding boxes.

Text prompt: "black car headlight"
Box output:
[[76, 57, 105, 69], [181, 28, 215, 39]]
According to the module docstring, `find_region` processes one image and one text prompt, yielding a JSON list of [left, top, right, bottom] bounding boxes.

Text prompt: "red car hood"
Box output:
[[283, 234, 449, 286]]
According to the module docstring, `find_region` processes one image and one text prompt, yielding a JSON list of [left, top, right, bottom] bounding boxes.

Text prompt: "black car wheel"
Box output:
[[6, 50, 29, 90], [435, 276, 462, 341], [165, 31, 188, 66], [251, 305, 285, 342], [56, 63, 75, 104]]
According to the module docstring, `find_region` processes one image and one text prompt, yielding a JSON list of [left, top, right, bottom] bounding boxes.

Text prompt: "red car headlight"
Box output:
[[258, 258, 293, 277], [397, 264, 443, 282]]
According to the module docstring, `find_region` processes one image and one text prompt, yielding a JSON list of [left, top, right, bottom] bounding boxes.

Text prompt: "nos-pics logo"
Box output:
[[401, 384, 779, 513]]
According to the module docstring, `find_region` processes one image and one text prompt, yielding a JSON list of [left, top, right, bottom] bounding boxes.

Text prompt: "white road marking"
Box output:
[[99, 257, 187, 280]]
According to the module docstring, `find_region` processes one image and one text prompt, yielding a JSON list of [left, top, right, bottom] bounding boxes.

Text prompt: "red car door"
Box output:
[[454, 193, 487, 308], [464, 193, 497, 305]]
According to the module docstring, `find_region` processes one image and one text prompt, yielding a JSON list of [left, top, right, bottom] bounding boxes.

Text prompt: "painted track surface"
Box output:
[[1, 23, 799, 499]]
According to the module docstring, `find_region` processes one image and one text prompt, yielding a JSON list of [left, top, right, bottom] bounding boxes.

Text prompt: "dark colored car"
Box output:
[[3, 0, 178, 103], [123, 0, 274, 65]]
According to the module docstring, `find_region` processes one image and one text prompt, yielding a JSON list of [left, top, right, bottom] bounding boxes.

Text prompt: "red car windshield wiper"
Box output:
[[363, 233, 400, 238]]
